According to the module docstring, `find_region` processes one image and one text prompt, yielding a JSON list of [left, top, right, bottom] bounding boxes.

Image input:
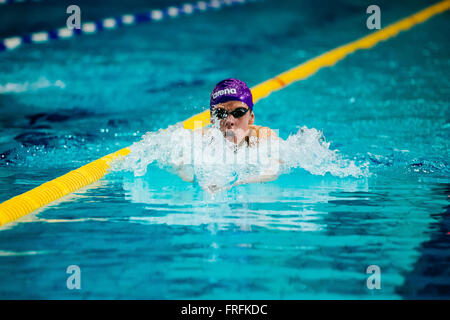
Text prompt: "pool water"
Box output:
[[0, 0, 449, 299]]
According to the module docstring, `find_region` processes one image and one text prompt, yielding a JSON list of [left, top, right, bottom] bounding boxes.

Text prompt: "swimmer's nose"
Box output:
[[224, 115, 236, 128]]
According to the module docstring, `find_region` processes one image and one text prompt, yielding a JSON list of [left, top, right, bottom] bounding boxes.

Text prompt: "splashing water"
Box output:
[[280, 127, 369, 177], [113, 124, 369, 191]]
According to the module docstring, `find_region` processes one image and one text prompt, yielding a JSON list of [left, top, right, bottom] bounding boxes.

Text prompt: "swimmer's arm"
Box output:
[[177, 165, 194, 182], [172, 162, 194, 182], [173, 127, 212, 182], [254, 126, 278, 140], [232, 172, 279, 187], [232, 128, 282, 186], [175, 127, 212, 182], [232, 160, 281, 187]]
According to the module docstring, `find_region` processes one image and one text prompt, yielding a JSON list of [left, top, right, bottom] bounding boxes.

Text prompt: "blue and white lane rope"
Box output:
[[0, 0, 251, 52], [0, 0, 41, 5]]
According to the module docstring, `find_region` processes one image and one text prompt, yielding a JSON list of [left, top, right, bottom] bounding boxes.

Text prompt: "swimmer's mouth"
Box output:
[[224, 129, 236, 143], [225, 129, 235, 137]]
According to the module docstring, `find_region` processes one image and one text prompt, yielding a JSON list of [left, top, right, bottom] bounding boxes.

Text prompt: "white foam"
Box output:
[[0, 250, 49, 257], [0, 77, 66, 94], [113, 125, 369, 191]]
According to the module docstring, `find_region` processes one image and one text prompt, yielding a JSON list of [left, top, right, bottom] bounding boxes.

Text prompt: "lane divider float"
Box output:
[[0, 0, 41, 5], [0, 0, 449, 226], [183, 0, 450, 129]]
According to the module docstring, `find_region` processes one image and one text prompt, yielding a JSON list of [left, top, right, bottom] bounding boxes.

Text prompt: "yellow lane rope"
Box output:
[[1, 0, 449, 226], [182, 0, 450, 129]]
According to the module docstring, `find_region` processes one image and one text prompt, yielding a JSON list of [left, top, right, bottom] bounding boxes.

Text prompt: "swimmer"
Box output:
[[209, 78, 277, 147], [177, 78, 280, 191]]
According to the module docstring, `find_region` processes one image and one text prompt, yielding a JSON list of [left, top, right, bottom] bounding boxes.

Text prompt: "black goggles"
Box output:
[[211, 107, 250, 119]]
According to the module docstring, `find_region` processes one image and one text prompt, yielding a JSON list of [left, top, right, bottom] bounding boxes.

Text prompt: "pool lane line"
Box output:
[[0, 0, 251, 52], [0, 0, 449, 227], [0, 147, 132, 226], [0, 0, 41, 5]]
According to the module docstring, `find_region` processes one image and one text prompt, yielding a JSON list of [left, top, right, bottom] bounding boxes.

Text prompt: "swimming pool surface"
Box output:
[[0, 0, 449, 299]]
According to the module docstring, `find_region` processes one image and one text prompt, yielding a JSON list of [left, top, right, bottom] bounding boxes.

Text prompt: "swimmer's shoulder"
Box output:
[[195, 127, 211, 135], [249, 125, 278, 139]]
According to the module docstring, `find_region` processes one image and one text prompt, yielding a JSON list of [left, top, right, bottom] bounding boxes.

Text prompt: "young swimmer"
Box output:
[[209, 78, 277, 147], [176, 78, 280, 190]]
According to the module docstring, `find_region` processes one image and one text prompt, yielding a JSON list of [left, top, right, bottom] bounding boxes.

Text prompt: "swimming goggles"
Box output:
[[211, 107, 250, 119]]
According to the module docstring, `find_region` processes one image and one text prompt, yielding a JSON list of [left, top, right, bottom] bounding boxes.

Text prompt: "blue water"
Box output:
[[0, 0, 449, 299]]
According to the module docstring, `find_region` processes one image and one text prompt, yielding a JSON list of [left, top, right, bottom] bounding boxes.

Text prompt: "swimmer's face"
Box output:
[[210, 100, 255, 144]]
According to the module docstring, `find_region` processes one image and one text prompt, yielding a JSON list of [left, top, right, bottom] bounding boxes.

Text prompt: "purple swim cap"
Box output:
[[210, 78, 253, 110]]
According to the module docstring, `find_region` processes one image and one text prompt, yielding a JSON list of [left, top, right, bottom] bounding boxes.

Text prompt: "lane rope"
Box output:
[[0, 0, 251, 52], [0, 0, 449, 226], [0, 0, 41, 5], [183, 0, 450, 129]]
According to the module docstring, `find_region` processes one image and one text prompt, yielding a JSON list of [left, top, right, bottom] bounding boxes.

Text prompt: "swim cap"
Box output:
[[210, 78, 253, 110]]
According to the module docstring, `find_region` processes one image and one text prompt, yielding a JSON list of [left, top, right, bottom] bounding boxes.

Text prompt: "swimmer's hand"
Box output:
[[232, 162, 281, 187], [204, 170, 279, 193], [232, 173, 279, 187], [204, 184, 232, 194], [174, 164, 194, 182]]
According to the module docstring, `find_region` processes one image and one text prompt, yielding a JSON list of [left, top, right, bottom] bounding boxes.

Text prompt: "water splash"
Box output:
[[280, 127, 369, 178], [113, 125, 369, 191]]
